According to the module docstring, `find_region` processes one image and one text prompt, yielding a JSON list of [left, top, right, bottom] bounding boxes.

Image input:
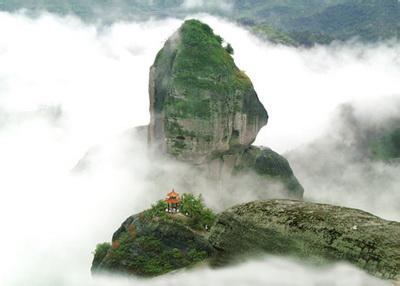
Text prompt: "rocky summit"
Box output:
[[92, 195, 216, 277], [148, 19, 268, 164], [75, 19, 303, 198], [209, 200, 400, 280], [93, 198, 400, 279], [146, 19, 303, 198], [91, 214, 213, 277]]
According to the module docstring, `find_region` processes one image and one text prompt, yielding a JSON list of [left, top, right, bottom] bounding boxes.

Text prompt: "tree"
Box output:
[[145, 200, 168, 218], [225, 43, 234, 55], [180, 193, 216, 230]]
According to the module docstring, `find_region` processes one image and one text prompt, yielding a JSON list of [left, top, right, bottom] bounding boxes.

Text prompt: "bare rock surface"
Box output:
[[209, 199, 400, 280]]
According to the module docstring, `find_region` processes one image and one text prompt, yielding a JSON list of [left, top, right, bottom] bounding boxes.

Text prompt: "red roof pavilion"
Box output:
[[165, 189, 181, 204]]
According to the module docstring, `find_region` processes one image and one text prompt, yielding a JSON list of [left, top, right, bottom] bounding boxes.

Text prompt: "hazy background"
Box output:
[[0, 11, 399, 286]]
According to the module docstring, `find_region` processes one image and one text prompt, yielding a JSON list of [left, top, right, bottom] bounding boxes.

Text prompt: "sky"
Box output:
[[0, 10, 399, 286]]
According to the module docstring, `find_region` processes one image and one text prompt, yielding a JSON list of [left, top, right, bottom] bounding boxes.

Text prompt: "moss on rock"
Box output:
[[91, 242, 111, 271], [145, 19, 304, 200], [232, 146, 304, 198], [91, 204, 215, 277], [209, 200, 400, 280], [148, 19, 268, 163]]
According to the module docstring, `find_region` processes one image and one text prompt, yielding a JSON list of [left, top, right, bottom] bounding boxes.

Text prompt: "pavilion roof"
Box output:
[[166, 189, 179, 197], [165, 198, 180, 204]]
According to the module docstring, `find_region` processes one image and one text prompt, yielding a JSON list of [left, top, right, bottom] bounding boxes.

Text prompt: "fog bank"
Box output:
[[0, 11, 399, 285]]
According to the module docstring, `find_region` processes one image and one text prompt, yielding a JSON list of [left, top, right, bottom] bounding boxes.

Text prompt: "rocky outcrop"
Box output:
[[148, 19, 268, 164], [234, 146, 303, 198], [74, 19, 303, 200], [209, 200, 400, 280], [92, 211, 214, 277], [208, 146, 304, 198], [93, 199, 400, 279], [145, 19, 303, 198]]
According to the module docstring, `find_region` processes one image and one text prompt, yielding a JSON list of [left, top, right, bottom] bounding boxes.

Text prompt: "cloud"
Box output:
[[287, 99, 400, 221], [200, 17, 400, 153], [0, 11, 399, 286]]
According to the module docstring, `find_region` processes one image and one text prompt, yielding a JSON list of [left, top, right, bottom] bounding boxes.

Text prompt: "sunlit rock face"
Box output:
[[148, 19, 268, 164], [209, 200, 400, 280]]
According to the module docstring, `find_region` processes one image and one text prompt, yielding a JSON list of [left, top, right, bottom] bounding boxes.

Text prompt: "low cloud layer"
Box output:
[[288, 99, 400, 221], [0, 11, 399, 286]]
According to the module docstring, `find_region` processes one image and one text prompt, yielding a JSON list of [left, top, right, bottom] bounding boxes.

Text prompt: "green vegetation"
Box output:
[[92, 196, 215, 277], [233, 146, 304, 198], [108, 232, 131, 260], [252, 25, 299, 46], [254, 27, 336, 47], [91, 242, 111, 269], [166, 96, 212, 120], [180, 193, 216, 230], [209, 200, 400, 280], [224, 43, 234, 55], [288, 0, 400, 44], [114, 231, 210, 277], [151, 19, 267, 161], [144, 192, 216, 231], [187, 249, 208, 263], [172, 19, 251, 98], [104, 232, 176, 276], [234, 0, 400, 45], [143, 199, 168, 219], [3, 0, 399, 46]]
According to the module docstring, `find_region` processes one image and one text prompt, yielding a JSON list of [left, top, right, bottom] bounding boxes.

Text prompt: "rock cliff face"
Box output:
[[209, 200, 400, 280], [93, 199, 400, 279], [148, 19, 268, 164], [146, 19, 303, 198], [74, 19, 303, 199], [207, 146, 304, 198], [92, 212, 213, 277], [234, 146, 303, 197]]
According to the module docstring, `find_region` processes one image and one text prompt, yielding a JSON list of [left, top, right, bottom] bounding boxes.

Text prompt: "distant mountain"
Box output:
[[1, 0, 399, 45], [288, 0, 400, 43], [233, 0, 400, 45]]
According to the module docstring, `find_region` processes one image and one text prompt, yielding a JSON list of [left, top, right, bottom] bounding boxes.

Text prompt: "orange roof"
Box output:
[[166, 189, 179, 197], [165, 189, 181, 204], [165, 198, 180, 204]]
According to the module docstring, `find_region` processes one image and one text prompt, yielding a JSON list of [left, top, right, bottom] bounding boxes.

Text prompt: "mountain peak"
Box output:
[[148, 19, 268, 163]]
